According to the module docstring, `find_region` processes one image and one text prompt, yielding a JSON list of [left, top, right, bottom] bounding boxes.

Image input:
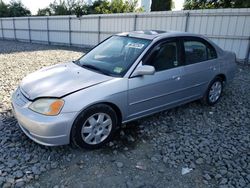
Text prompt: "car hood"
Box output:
[[20, 62, 113, 100]]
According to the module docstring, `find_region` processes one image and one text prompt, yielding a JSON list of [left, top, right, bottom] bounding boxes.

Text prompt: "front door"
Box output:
[[127, 39, 185, 119]]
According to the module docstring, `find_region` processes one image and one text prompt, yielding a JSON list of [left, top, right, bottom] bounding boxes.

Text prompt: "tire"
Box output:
[[203, 77, 223, 106], [71, 104, 118, 149]]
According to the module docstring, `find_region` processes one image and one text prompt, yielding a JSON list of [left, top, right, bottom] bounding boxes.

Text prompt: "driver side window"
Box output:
[[146, 41, 179, 72]]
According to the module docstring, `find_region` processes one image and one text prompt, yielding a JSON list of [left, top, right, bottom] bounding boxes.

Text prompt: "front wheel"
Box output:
[[71, 104, 118, 149], [203, 77, 223, 105]]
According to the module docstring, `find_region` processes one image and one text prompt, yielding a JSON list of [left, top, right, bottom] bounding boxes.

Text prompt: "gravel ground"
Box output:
[[0, 40, 249, 188]]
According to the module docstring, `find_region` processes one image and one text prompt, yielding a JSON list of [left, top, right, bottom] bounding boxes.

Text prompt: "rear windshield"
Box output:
[[78, 36, 151, 77]]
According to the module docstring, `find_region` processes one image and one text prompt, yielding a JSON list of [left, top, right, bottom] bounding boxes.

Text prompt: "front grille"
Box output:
[[14, 88, 29, 107]]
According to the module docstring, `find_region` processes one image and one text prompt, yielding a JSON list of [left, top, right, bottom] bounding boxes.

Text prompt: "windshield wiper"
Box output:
[[81, 64, 110, 76], [72, 60, 80, 65]]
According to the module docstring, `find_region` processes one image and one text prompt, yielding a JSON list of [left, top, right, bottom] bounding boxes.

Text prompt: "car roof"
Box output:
[[116, 30, 202, 40]]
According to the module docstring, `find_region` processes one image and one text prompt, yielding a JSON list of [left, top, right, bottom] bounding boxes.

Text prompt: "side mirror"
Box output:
[[131, 65, 155, 77]]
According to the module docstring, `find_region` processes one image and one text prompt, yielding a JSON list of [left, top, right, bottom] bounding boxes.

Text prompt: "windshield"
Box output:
[[77, 36, 151, 77]]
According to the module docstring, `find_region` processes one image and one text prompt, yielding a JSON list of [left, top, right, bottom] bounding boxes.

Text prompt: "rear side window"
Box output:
[[184, 39, 217, 65]]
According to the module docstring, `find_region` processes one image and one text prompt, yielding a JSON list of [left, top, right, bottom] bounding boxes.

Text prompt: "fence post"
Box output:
[[134, 14, 137, 30], [97, 16, 101, 43], [0, 19, 3, 39], [13, 18, 16, 40], [184, 12, 190, 32], [28, 17, 31, 43], [46, 17, 50, 45], [69, 16, 71, 46], [245, 36, 250, 64]]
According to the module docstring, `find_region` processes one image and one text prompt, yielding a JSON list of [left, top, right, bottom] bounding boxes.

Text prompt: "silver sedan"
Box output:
[[11, 30, 237, 149]]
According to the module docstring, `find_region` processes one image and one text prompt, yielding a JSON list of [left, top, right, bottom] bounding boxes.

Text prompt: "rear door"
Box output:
[[127, 38, 185, 119], [180, 37, 219, 99]]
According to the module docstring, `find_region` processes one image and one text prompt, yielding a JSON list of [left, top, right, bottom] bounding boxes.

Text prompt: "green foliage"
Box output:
[[49, 0, 70, 15], [183, 0, 250, 10], [151, 0, 173, 11], [233, 0, 250, 8], [93, 0, 111, 14], [0, 0, 31, 17], [73, 4, 89, 17], [36, 0, 143, 16], [108, 0, 142, 13], [36, 0, 88, 16], [37, 8, 52, 16], [0, 0, 9, 17], [110, 0, 124, 13]]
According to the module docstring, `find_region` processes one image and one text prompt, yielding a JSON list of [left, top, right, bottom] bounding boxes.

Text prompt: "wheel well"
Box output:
[[103, 102, 122, 125], [216, 74, 226, 82], [70, 102, 123, 144], [74, 102, 123, 125]]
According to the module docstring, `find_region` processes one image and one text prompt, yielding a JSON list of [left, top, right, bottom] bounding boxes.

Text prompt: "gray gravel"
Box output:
[[0, 40, 249, 188], [0, 40, 84, 187]]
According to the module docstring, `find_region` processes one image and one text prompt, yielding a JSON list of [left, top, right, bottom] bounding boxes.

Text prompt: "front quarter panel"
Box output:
[[61, 78, 128, 121]]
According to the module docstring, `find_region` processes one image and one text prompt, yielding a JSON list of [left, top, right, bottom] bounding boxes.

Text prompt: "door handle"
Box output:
[[172, 75, 181, 80], [210, 66, 216, 71]]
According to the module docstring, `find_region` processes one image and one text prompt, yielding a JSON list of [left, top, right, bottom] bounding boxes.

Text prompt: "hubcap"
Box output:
[[209, 81, 222, 103], [81, 113, 112, 145]]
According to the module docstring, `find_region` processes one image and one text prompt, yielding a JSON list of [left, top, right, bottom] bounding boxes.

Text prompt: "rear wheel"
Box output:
[[71, 104, 118, 149], [203, 77, 223, 105]]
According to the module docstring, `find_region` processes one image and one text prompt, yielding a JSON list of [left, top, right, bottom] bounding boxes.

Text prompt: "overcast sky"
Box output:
[[3, 0, 184, 15]]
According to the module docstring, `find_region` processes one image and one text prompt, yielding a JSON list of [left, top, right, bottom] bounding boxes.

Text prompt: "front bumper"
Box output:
[[11, 89, 77, 146]]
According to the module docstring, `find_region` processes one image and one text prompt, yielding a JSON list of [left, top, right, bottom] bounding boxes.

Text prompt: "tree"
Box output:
[[37, 8, 52, 16], [74, 4, 89, 17], [66, 0, 85, 15], [92, 0, 142, 14], [49, 0, 69, 15], [0, 0, 31, 17], [93, 0, 111, 14], [233, 0, 250, 8], [110, 0, 143, 13], [126, 0, 143, 12], [37, 0, 87, 16], [0, 0, 9, 17], [8, 0, 31, 17], [151, 0, 173, 11], [110, 0, 142, 13], [36, 0, 143, 16], [110, 0, 125, 13], [183, 0, 250, 10]]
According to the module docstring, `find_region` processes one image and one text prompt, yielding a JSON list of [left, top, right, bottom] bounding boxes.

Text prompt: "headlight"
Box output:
[[29, 98, 64, 116]]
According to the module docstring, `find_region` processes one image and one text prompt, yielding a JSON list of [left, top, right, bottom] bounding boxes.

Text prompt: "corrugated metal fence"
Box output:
[[0, 8, 249, 63]]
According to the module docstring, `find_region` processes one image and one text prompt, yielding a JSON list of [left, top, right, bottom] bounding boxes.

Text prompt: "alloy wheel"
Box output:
[[81, 113, 112, 145], [208, 81, 222, 103]]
